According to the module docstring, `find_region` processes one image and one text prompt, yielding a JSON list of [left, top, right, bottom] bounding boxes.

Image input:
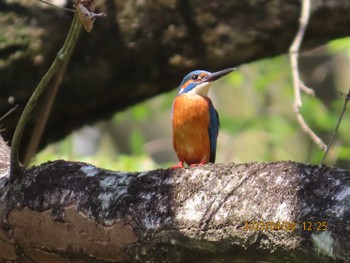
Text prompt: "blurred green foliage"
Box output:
[[33, 37, 350, 171]]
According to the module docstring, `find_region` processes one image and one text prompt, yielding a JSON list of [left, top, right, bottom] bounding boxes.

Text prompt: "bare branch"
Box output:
[[294, 104, 326, 150], [289, 0, 326, 150], [289, 0, 310, 108], [300, 81, 315, 96], [321, 89, 350, 164]]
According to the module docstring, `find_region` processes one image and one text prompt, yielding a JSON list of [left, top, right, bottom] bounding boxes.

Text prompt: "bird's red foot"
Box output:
[[170, 162, 185, 169], [189, 162, 207, 167]]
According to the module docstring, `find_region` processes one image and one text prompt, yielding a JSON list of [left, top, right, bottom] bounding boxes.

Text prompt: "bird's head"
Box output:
[[177, 67, 236, 96]]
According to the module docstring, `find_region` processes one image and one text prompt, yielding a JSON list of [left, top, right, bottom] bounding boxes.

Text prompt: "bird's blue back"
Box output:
[[208, 100, 220, 162]]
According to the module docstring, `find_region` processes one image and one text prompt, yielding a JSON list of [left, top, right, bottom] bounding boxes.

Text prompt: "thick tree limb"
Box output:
[[1, 0, 350, 154], [0, 155, 349, 262]]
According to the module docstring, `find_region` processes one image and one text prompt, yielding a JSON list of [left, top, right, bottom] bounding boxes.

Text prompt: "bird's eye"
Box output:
[[191, 74, 198, 80]]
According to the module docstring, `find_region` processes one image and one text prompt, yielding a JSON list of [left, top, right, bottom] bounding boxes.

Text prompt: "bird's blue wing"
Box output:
[[208, 101, 220, 163]]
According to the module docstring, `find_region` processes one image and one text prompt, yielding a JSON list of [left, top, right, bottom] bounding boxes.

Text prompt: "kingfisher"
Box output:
[[171, 67, 236, 168]]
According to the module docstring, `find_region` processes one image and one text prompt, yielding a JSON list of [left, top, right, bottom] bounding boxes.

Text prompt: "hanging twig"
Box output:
[[320, 89, 350, 164], [289, 0, 326, 150], [10, 14, 82, 180]]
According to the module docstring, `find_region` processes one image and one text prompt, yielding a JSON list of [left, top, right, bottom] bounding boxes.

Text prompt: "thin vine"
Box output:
[[10, 13, 82, 180]]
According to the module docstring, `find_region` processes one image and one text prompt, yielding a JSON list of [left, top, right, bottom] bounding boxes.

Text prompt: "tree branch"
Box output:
[[289, 0, 326, 150], [321, 88, 350, 164], [1, 1, 350, 152], [0, 157, 349, 262]]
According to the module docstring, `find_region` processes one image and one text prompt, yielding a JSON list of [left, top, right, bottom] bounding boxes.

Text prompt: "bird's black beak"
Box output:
[[204, 67, 236, 82]]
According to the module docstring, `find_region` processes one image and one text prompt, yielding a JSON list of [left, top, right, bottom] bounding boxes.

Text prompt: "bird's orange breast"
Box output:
[[172, 94, 211, 165]]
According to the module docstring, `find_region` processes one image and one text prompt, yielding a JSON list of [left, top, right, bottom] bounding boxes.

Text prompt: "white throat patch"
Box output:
[[179, 82, 211, 96]]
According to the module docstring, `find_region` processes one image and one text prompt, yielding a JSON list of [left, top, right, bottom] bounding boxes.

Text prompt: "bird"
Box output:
[[171, 67, 236, 168]]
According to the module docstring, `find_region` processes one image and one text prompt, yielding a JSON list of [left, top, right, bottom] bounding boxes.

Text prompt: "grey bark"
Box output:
[[0, 135, 349, 262], [1, 0, 350, 156]]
